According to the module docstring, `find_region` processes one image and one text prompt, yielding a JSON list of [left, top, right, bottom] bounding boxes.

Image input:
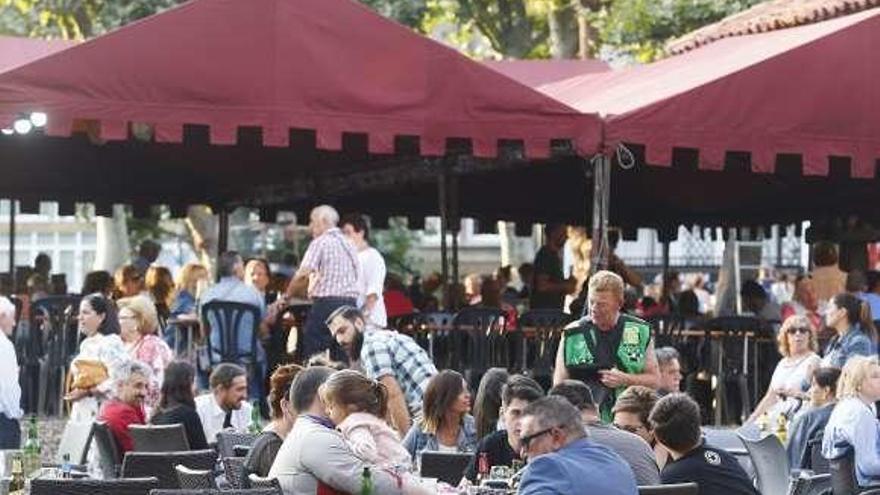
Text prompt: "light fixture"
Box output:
[[29, 112, 47, 128], [13, 118, 32, 135], [1, 128, 12, 136]]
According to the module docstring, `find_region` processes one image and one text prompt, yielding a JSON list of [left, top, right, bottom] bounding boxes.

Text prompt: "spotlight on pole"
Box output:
[[29, 112, 47, 128], [13, 118, 32, 135]]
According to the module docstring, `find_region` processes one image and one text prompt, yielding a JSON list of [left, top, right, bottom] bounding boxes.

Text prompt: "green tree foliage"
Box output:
[[597, 0, 765, 62], [0, 0, 184, 39], [373, 217, 421, 277]]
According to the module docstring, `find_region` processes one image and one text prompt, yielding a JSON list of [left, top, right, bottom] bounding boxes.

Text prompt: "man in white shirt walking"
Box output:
[[341, 213, 387, 330], [195, 363, 253, 443], [0, 296, 22, 448]]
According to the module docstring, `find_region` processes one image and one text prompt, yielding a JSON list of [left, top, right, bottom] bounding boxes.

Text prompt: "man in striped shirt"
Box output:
[[286, 205, 360, 361]]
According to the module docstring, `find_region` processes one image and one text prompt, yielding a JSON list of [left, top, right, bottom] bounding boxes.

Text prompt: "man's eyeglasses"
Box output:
[[787, 327, 811, 335], [519, 427, 557, 450], [613, 423, 646, 435]]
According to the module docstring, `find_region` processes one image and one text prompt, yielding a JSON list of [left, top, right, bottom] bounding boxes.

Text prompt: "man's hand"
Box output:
[[599, 368, 630, 388]]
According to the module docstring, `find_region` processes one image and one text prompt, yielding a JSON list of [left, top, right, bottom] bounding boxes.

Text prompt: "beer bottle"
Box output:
[[22, 415, 42, 477], [8, 454, 25, 494], [360, 466, 373, 495], [248, 400, 262, 434]]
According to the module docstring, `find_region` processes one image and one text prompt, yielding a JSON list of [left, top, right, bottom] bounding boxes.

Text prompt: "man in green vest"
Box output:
[[553, 270, 660, 422]]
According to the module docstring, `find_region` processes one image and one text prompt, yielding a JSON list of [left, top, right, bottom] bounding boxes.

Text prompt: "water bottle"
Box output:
[[61, 453, 72, 479], [360, 466, 373, 495]]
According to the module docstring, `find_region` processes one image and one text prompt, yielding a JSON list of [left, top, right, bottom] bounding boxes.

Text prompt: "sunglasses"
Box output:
[[787, 327, 811, 335], [519, 426, 557, 450], [613, 423, 645, 435]]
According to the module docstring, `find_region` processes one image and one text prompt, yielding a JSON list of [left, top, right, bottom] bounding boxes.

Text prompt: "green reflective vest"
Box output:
[[562, 313, 652, 422]]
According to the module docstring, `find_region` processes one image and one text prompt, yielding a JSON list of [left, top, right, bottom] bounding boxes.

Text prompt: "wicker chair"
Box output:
[[130, 424, 190, 452], [247, 474, 281, 491], [222, 457, 248, 489], [149, 489, 281, 495], [216, 431, 258, 459], [121, 449, 217, 489], [175, 464, 217, 489], [30, 477, 158, 495]]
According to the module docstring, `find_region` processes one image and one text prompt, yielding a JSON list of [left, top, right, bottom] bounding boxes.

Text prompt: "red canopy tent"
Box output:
[[521, 7, 880, 234], [0, 36, 75, 73], [0, 0, 597, 159]]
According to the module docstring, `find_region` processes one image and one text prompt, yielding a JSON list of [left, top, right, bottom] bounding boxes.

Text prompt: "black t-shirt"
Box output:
[[661, 442, 758, 495], [464, 430, 519, 482], [150, 404, 209, 451], [529, 246, 564, 309]]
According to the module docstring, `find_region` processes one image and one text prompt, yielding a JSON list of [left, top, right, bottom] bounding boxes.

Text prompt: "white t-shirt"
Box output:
[[767, 352, 820, 424], [357, 247, 387, 329]]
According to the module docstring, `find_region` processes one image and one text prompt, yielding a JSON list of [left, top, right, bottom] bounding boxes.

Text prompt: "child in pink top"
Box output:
[[320, 370, 412, 470]]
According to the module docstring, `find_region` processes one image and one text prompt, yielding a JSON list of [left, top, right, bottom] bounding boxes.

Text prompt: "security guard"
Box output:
[[553, 270, 660, 422]]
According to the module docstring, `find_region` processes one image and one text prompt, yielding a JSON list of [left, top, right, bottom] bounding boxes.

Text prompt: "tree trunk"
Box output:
[[185, 205, 218, 276], [548, 3, 579, 59], [94, 205, 131, 272]]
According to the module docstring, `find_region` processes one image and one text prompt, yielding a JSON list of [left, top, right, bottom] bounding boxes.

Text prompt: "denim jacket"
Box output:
[[822, 325, 875, 369], [402, 414, 478, 463]]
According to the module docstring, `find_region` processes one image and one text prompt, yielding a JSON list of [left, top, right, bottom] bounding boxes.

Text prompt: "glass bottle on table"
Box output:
[[8, 454, 25, 495], [22, 414, 41, 478], [476, 452, 490, 483], [360, 466, 374, 495], [248, 400, 262, 434]]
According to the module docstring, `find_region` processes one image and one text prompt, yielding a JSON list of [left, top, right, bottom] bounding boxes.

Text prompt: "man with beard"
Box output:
[[99, 361, 152, 453], [326, 306, 436, 433], [195, 363, 253, 442]]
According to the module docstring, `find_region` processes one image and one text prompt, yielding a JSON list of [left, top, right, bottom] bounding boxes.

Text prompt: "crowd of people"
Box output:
[[1, 205, 880, 494]]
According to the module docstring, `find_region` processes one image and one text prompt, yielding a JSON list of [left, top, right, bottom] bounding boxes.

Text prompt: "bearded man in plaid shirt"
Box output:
[[326, 306, 437, 433], [286, 205, 360, 361]]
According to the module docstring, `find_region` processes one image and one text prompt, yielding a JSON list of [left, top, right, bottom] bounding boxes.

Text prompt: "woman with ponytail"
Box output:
[[822, 292, 877, 368], [319, 369, 412, 471]]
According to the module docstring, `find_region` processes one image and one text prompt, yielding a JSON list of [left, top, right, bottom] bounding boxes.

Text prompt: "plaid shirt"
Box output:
[[360, 330, 437, 414], [300, 227, 360, 299]]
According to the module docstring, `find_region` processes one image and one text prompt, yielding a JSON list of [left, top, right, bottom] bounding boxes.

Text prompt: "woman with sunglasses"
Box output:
[[747, 315, 821, 426]]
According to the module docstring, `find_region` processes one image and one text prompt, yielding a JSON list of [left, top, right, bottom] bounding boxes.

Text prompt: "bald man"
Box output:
[[286, 205, 360, 360]]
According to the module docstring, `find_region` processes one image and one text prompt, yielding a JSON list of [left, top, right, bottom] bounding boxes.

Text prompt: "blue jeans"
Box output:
[[303, 297, 356, 362], [0, 414, 20, 449]]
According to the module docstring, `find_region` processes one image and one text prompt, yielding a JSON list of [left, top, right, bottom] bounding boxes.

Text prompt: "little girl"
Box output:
[[320, 369, 412, 471]]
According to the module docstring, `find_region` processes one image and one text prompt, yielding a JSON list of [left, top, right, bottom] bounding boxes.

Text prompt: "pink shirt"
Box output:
[[300, 228, 360, 299], [337, 412, 411, 470], [128, 334, 173, 412]]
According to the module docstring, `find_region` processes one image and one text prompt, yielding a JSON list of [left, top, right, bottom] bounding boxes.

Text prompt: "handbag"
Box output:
[[69, 359, 109, 390]]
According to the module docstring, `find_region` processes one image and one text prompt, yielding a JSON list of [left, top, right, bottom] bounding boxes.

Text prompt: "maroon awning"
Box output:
[[539, 8, 880, 177], [0, 0, 600, 159], [0, 36, 75, 72]]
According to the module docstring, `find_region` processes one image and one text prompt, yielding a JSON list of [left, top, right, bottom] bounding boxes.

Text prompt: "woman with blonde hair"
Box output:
[[113, 264, 143, 300], [748, 314, 821, 425], [172, 263, 209, 317], [822, 355, 880, 487], [118, 295, 173, 413]]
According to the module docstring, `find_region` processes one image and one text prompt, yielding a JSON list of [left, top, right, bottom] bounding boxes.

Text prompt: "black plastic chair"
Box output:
[[31, 477, 159, 495], [452, 307, 506, 387], [130, 424, 190, 452], [121, 449, 217, 489], [91, 420, 123, 479], [201, 301, 261, 367], [222, 457, 247, 489], [411, 311, 454, 363], [517, 309, 572, 381], [829, 450, 860, 495], [638, 483, 699, 494], [175, 465, 217, 489]]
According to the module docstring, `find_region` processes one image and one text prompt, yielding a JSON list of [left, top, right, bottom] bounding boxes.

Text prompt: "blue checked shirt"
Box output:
[[359, 330, 437, 414]]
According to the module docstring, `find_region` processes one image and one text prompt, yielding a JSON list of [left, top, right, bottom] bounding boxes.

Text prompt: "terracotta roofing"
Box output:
[[667, 0, 880, 54]]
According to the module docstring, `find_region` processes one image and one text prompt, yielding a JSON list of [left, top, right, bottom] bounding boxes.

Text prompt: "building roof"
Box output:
[[667, 0, 880, 54]]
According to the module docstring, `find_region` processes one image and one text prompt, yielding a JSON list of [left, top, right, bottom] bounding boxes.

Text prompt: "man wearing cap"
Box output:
[[326, 306, 437, 433]]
